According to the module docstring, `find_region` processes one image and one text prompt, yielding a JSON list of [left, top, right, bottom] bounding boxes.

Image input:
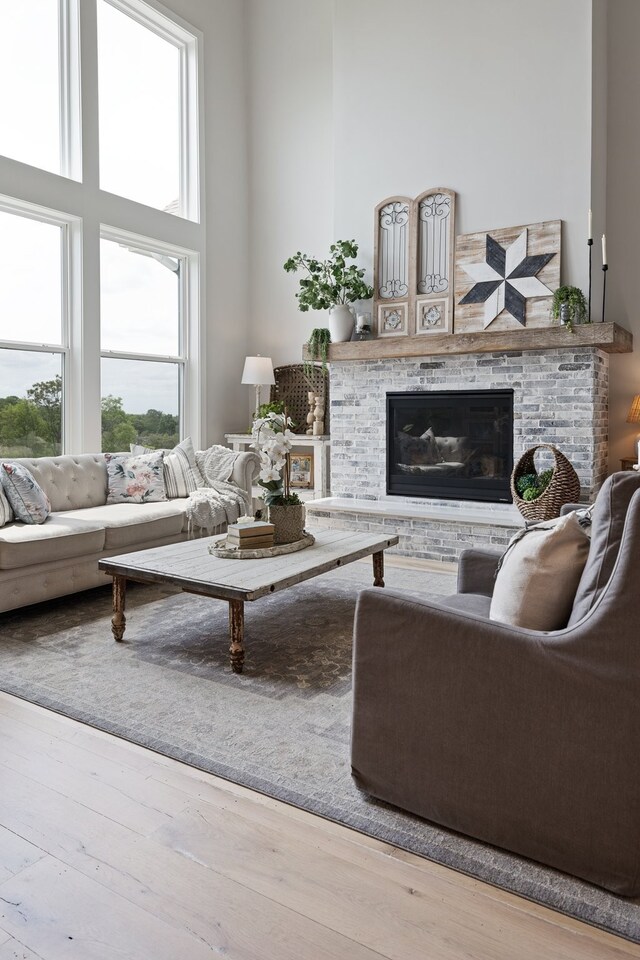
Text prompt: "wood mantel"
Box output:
[[303, 321, 632, 362]]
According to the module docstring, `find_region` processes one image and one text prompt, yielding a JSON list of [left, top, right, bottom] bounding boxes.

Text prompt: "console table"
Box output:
[[225, 433, 331, 497]]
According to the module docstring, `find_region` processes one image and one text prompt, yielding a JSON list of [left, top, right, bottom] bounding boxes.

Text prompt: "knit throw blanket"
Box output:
[[186, 481, 249, 538]]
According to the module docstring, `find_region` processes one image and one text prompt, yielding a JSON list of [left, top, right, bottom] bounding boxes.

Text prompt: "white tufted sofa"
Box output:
[[0, 452, 259, 614]]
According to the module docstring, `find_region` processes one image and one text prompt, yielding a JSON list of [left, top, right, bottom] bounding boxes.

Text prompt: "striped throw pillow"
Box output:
[[131, 437, 204, 499], [0, 483, 14, 527]]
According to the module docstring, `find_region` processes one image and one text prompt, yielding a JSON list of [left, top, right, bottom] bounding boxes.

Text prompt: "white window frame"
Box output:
[[0, 0, 205, 454], [98, 0, 200, 221], [0, 196, 81, 455], [99, 225, 199, 443], [59, 0, 82, 181]]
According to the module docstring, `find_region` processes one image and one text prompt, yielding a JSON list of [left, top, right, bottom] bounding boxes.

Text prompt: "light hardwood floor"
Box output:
[[0, 692, 639, 959]]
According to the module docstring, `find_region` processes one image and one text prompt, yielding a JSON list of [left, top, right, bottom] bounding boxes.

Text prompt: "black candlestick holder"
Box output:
[[587, 238, 593, 322], [602, 263, 608, 323]]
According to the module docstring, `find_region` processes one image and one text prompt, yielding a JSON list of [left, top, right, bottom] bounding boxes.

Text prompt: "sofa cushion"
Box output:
[[1, 462, 51, 524], [105, 451, 166, 504], [132, 437, 204, 498], [568, 471, 640, 626], [0, 485, 13, 527], [11, 455, 108, 511], [58, 501, 186, 550], [0, 516, 106, 570], [490, 512, 590, 631]]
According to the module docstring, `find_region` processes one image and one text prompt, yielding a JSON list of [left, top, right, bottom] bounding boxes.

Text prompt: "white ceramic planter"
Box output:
[[328, 304, 355, 343]]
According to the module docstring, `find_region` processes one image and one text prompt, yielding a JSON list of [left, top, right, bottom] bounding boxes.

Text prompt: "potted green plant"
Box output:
[[284, 240, 373, 343], [550, 285, 588, 333]]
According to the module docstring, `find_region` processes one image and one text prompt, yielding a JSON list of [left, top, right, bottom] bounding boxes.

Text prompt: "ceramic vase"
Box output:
[[268, 503, 306, 544], [328, 304, 355, 342]]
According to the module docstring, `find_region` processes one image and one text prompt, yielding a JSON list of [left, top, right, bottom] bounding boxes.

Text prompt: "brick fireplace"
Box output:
[[307, 346, 609, 563]]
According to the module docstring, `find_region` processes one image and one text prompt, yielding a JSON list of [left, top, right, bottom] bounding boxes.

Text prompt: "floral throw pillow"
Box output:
[[0, 483, 14, 527], [130, 437, 204, 498], [105, 452, 166, 504], [1, 462, 51, 525]]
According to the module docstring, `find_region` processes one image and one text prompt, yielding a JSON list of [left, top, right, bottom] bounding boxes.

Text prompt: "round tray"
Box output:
[[209, 532, 315, 560]]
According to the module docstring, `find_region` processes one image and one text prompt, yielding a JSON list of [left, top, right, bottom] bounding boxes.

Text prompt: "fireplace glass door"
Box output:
[[387, 390, 514, 502]]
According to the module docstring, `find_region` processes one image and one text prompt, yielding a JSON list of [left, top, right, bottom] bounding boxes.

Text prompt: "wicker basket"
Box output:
[[510, 444, 581, 523], [270, 363, 329, 435]]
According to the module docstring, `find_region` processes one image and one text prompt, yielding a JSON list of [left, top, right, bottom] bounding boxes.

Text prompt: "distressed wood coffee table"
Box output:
[[98, 529, 399, 673]]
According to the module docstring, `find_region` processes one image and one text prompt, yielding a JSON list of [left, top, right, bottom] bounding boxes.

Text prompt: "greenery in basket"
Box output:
[[550, 285, 588, 333], [283, 240, 373, 312], [305, 327, 332, 378], [515, 469, 554, 502], [251, 412, 302, 507]]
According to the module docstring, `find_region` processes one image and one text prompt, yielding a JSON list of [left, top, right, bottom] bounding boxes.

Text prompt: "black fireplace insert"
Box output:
[[387, 390, 514, 502]]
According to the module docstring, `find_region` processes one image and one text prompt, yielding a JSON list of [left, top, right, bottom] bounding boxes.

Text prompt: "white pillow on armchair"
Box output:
[[490, 512, 591, 631]]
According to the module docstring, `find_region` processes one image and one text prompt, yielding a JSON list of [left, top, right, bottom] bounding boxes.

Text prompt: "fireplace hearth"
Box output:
[[387, 390, 514, 503]]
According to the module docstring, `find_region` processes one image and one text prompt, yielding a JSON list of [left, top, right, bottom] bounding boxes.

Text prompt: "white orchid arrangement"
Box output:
[[251, 412, 302, 506]]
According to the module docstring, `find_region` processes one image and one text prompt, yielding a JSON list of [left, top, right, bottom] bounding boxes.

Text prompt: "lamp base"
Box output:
[[254, 384, 261, 421]]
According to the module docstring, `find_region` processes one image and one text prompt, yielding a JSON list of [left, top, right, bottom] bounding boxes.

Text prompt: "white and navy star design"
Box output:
[[459, 229, 555, 328]]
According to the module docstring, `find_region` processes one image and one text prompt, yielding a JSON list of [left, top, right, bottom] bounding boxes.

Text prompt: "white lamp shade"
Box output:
[[241, 355, 275, 386]]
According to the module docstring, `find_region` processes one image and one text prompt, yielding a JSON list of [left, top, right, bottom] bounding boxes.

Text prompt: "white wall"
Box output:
[[246, 0, 334, 382], [606, 0, 640, 467], [247, 0, 604, 421], [332, 0, 592, 286], [167, 0, 251, 443]]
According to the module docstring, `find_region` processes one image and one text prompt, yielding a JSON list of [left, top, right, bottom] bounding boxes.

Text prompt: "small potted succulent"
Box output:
[[284, 240, 373, 343], [550, 285, 588, 333]]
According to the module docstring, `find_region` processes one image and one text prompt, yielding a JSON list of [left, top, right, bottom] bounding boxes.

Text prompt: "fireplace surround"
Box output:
[[307, 346, 610, 562]]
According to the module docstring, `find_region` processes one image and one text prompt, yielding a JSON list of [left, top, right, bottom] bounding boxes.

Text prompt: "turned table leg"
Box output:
[[228, 599, 245, 673], [373, 551, 385, 588], [111, 576, 127, 641]]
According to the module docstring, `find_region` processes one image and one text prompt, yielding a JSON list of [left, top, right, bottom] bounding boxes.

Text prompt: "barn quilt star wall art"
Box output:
[[454, 220, 561, 334]]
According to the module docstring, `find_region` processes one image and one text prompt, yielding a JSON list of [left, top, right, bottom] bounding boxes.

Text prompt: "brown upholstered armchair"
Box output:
[[351, 472, 640, 894]]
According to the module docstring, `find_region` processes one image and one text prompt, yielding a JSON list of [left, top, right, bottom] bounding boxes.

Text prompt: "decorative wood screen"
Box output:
[[373, 188, 456, 337]]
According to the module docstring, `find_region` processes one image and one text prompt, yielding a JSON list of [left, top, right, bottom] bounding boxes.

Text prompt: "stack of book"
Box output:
[[226, 520, 275, 550]]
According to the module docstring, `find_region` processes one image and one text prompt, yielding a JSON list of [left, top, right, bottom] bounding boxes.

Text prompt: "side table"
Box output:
[[620, 458, 639, 471], [225, 433, 331, 497]]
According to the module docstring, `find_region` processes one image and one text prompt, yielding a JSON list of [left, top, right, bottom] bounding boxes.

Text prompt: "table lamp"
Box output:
[[626, 394, 640, 465], [242, 355, 275, 419]]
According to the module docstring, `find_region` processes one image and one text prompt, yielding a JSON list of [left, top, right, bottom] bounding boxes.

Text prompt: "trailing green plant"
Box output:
[[550, 285, 588, 333], [284, 240, 373, 312], [305, 327, 331, 378], [515, 468, 554, 502]]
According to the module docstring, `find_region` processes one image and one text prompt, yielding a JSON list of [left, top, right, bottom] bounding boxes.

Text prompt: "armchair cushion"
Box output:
[[490, 512, 590, 630]]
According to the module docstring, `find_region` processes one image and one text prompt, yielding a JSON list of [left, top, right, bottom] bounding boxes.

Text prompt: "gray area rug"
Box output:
[[1, 560, 639, 944]]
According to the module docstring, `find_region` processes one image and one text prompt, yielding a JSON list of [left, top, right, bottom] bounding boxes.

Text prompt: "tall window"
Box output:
[[100, 233, 184, 451], [0, 1, 62, 173], [97, 0, 198, 219], [0, 207, 67, 457], [0, 0, 202, 455]]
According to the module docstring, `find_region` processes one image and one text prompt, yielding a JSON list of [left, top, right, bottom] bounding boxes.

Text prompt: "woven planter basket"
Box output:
[[510, 444, 581, 523], [268, 503, 306, 544]]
